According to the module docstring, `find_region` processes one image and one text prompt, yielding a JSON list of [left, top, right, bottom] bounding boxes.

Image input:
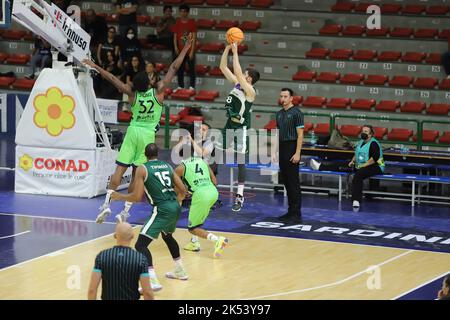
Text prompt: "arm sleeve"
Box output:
[[140, 255, 149, 277], [369, 142, 380, 162], [295, 111, 304, 129], [93, 254, 102, 273]]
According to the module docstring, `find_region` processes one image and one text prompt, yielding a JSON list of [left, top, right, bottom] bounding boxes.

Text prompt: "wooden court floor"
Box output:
[[1, 227, 449, 300]]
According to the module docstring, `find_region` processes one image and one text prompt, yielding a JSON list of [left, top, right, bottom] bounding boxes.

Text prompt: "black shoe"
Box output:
[[211, 199, 223, 210], [277, 212, 302, 223]]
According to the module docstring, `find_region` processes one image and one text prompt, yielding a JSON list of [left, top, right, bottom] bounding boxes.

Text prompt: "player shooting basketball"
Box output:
[[219, 42, 260, 212]]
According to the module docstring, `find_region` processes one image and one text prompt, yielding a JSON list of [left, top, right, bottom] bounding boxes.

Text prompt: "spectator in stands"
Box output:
[[120, 27, 142, 68], [97, 27, 121, 68], [83, 9, 108, 48], [125, 55, 144, 88], [115, 0, 138, 38], [171, 4, 197, 91], [52, 0, 71, 13], [99, 51, 123, 100], [442, 37, 450, 79], [145, 62, 160, 89], [438, 274, 450, 300], [26, 38, 52, 80], [147, 5, 176, 53], [310, 125, 385, 209]]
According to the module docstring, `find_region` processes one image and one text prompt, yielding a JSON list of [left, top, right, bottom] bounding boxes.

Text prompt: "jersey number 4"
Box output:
[[195, 164, 204, 176], [154, 171, 171, 187], [138, 99, 155, 114]]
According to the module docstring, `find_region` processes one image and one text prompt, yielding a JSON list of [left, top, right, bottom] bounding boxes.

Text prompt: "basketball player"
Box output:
[[110, 143, 189, 291], [83, 34, 193, 224], [174, 149, 228, 257], [219, 42, 260, 212]]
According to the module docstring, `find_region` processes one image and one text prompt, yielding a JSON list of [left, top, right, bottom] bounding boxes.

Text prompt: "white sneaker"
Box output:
[[115, 210, 130, 223], [96, 205, 111, 224], [352, 200, 360, 208], [310, 158, 321, 170], [150, 277, 163, 291], [165, 266, 189, 280]]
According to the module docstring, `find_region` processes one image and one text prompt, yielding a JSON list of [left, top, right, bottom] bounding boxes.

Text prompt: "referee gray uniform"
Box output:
[[93, 246, 149, 300], [276, 106, 304, 219]]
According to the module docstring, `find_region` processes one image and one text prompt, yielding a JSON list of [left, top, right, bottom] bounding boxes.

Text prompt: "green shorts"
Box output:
[[188, 185, 219, 229], [116, 126, 155, 167], [140, 201, 181, 239], [222, 126, 249, 154]]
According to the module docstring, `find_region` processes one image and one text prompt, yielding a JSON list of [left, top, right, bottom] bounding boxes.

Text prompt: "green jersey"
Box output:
[[143, 160, 177, 206], [181, 157, 214, 193], [130, 88, 163, 131], [225, 85, 253, 129]]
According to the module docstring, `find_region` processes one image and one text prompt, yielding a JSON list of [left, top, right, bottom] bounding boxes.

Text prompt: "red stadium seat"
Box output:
[[206, 0, 227, 4], [239, 21, 261, 31], [314, 123, 331, 135], [319, 24, 342, 35], [164, 88, 173, 98], [106, 14, 119, 23], [439, 79, 450, 90], [6, 54, 30, 65], [381, 4, 402, 14], [426, 6, 449, 15], [390, 27, 413, 38], [412, 130, 439, 143], [250, 0, 273, 8], [163, 0, 183, 3], [427, 104, 450, 115], [0, 52, 9, 63], [160, 114, 181, 126], [196, 19, 216, 29], [293, 96, 304, 106], [342, 25, 365, 36], [136, 15, 150, 25], [209, 67, 223, 76], [378, 51, 402, 62], [400, 101, 426, 114], [353, 50, 377, 61], [237, 44, 248, 54], [331, 2, 355, 12], [171, 88, 196, 100], [264, 119, 277, 130], [199, 42, 225, 53], [329, 49, 353, 60], [316, 72, 340, 83], [327, 98, 351, 109], [354, 3, 371, 12], [340, 125, 362, 137], [23, 32, 34, 41], [402, 5, 426, 15], [388, 76, 413, 88], [364, 75, 388, 86], [215, 20, 239, 29], [366, 27, 390, 37], [414, 28, 438, 39], [11, 78, 36, 90], [1, 30, 26, 40], [401, 52, 426, 63], [387, 128, 413, 141], [181, 115, 205, 124], [155, 63, 169, 73], [185, 0, 205, 4], [373, 127, 388, 139], [0, 76, 15, 88], [439, 29, 450, 39], [195, 64, 210, 75], [305, 48, 330, 59], [375, 100, 400, 112], [413, 77, 438, 89], [194, 90, 220, 101], [425, 53, 442, 65], [303, 96, 327, 108], [292, 70, 316, 81], [350, 99, 376, 111], [228, 0, 250, 7], [340, 73, 364, 84], [439, 132, 450, 144], [304, 122, 314, 134], [118, 111, 132, 123]]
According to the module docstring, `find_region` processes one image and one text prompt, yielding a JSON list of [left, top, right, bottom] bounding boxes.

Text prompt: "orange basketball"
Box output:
[[226, 27, 244, 45]]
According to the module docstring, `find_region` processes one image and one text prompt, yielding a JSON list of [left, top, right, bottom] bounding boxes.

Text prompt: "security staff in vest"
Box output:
[[274, 88, 304, 222], [310, 125, 385, 208]]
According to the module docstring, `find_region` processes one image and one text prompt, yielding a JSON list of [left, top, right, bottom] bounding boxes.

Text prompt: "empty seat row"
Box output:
[[305, 48, 442, 64], [0, 77, 36, 90], [151, 0, 274, 8], [331, 2, 450, 16], [292, 71, 450, 90]]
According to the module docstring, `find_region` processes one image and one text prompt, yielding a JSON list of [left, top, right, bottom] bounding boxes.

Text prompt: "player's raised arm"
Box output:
[[220, 45, 238, 84], [83, 59, 134, 97], [156, 33, 193, 94], [231, 43, 256, 100], [110, 166, 146, 203]]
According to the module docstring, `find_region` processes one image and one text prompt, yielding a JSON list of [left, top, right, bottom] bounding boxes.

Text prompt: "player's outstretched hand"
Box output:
[[82, 58, 96, 68], [230, 42, 238, 54]]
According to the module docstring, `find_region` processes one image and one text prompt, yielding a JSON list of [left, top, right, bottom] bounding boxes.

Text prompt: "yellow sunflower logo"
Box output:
[[19, 154, 33, 172], [33, 87, 76, 137]]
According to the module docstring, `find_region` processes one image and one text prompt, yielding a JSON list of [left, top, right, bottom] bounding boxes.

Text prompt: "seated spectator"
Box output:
[[52, 0, 71, 12], [309, 125, 385, 209], [145, 62, 160, 89], [125, 55, 144, 88], [83, 9, 108, 49], [442, 36, 450, 79], [147, 5, 175, 52], [99, 51, 123, 100], [438, 274, 450, 300], [97, 27, 121, 68], [26, 38, 52, 80], [115, 0, 138, 38], [120, 27, 142, 68]]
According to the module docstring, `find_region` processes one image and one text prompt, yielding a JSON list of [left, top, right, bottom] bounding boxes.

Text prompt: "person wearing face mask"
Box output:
[[120, 27, 142, 68], [310, 125, 385, 208]]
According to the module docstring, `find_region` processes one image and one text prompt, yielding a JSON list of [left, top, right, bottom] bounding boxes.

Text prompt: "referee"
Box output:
[[275, 88, 304, 222], [88, 223, 154, 300]]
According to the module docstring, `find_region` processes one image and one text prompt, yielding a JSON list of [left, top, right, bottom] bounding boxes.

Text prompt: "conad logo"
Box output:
[[19, 154, 89, 172]]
